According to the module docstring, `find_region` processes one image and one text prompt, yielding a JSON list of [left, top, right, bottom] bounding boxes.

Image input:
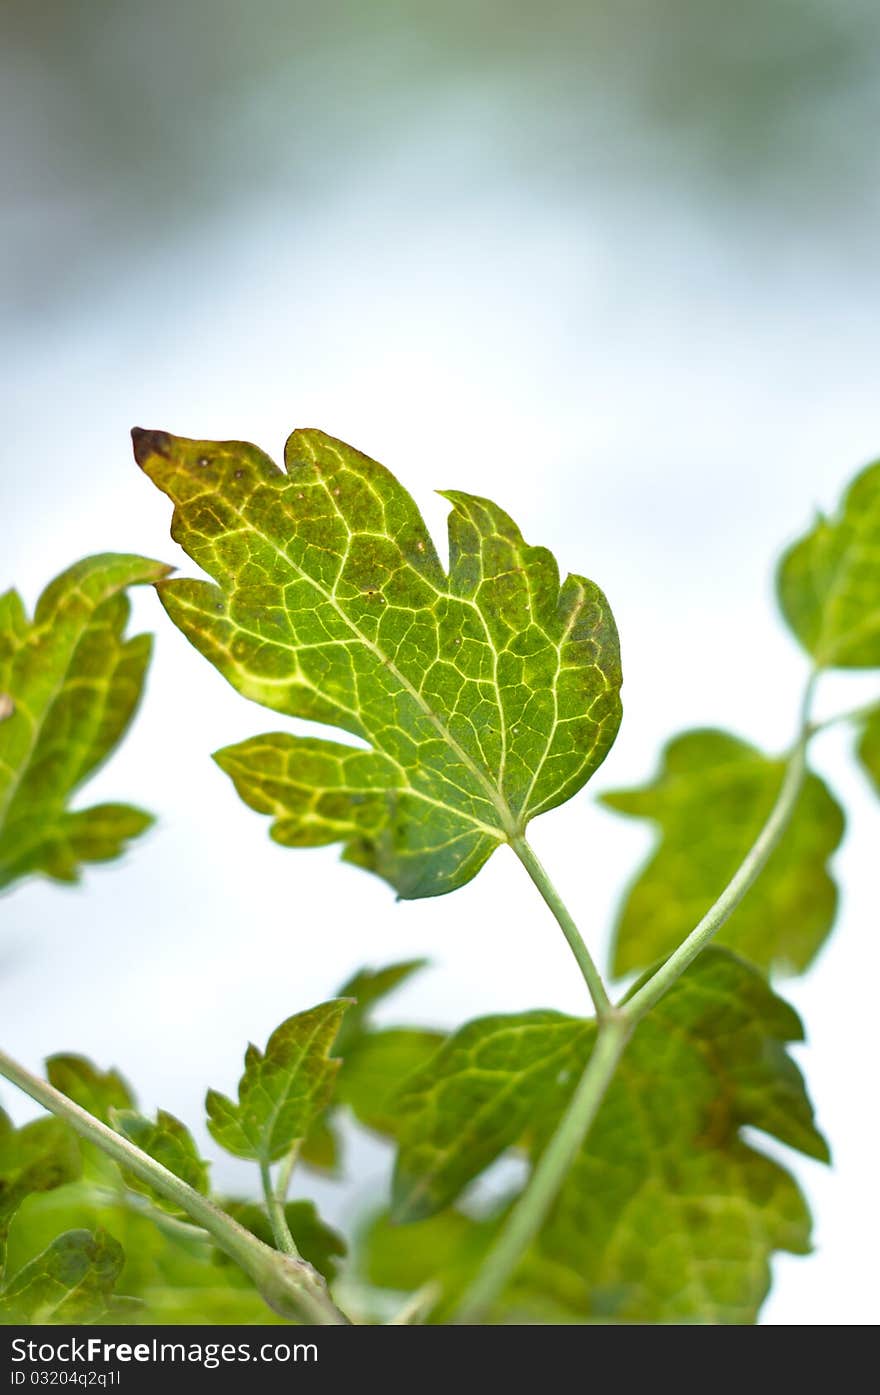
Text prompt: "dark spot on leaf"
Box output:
[[131, 428, 171, 464]]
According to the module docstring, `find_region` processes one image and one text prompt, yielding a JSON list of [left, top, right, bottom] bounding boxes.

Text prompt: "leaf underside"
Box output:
[[133, 427, 622, 897], [777, 459, 880, 668], [0, 554, 169, 892], [388, 950, 827, 1324], [601, 728, 844, 978]]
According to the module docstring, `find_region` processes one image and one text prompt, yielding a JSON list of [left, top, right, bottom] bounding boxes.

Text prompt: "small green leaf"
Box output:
[[0, 1228, 125, 1323], [206, 999, 351, 1163], [0, 1111, 80, 1277], [0, 554, 170, 892], [112, 1110, 210, 1213], [389, 951, 827, 1323], [221, 1200, 346, 1283], [393, 1013, 588, 1221], [135, 427, 622, 898], [602, 728, 844, 977], [777, 460, 880, 668], [856, 707, 880, 795]]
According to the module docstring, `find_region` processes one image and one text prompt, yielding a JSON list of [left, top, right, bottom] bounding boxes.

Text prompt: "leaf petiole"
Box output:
[[259, 1156, 300, 1259], [510, 836, 612, 1019]]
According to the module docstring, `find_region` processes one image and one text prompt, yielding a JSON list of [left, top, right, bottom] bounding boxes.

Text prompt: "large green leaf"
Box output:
[[0, 1228, 127, 1324], [0, 554, 169, 892], [389, 951, 827, 1324], [777, 460, 880, 668], [112, 1110, 210, 1214], [134, 427, 622, 898], [0, 1111, 80, 1278], [206, 999, 350, 1163], [601, 728, 844, 977]]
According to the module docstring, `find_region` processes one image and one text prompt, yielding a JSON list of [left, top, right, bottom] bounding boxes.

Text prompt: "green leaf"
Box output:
[[221, 1200, 346, 1283], [359, 1208, 496, 1321], [856, 706, 880, 795], [0, 1111, 80, 1278], [6, 1189, 283, 1326], [44, 1055, 137, 1185], [393, 1013, 588, 1221], [601, 728, 844, 977], [333, 958, 443, 1139], [389, 951, 828, 1323], [206, 999, 351, 1163], [339, 1028, 446, 1137], [0, 1228, 126, 1323], [777, 460, 880, 667], [301, 960, 433, 1169], [0, 554, 170, 892], [46, 1055, 135, 1123], [112, 1110, 210, 1214], [334, 959, 427, 1055], [134, 427, 622, 898]]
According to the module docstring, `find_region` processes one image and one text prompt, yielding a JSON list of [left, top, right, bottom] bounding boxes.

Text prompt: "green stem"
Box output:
[[511, 835, 612, 1018], [0, 1049, 349, 1326], [260, 1157, 299, 1259], [622, 672, 817, 1024], [454, 1015, 631, 1323], [460, 670, 819, 1322]]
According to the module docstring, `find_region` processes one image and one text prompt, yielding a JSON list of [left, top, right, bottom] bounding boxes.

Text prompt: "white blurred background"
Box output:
[[1, 0, 878, 1324]]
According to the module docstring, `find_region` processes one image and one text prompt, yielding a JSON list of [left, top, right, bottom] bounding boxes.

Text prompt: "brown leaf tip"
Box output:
[[131, 427, 172, 465]]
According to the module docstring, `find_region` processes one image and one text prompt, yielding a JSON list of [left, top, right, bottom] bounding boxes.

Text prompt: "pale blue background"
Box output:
[[2, 1, 878, 1323]]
